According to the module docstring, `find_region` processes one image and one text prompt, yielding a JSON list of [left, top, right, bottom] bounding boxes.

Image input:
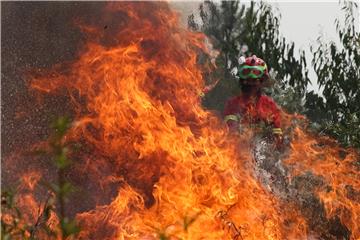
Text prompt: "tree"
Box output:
[[306, 2, 360, 149], [188, 1, 310, 113]]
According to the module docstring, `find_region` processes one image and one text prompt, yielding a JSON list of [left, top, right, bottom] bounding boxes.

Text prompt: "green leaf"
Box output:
[[51, 116, 71, 138], [54, 147, 71, 169], [60, 218, 80, 238]]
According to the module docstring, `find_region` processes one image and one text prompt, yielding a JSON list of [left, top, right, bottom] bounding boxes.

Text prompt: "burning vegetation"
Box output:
[[2, 2, 359, 240]]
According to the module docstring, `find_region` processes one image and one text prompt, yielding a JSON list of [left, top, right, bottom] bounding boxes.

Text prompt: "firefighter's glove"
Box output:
[[272, 128, 284, 150]]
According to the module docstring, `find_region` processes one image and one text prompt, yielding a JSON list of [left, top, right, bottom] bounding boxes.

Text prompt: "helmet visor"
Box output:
[[238, 65, 266, 79]]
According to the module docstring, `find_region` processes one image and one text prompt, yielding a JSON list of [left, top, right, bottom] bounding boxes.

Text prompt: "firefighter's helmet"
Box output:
[[237, 55, 269, 85]]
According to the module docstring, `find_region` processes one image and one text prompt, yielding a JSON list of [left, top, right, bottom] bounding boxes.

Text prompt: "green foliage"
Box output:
[[188, 0, 310, 112], [1, 116, 80, 239], [49, 116, 80, 239], [1, 186, 57, 240], [1, 190, 31, 240], [60, 218, 79, 239], [307, 2, 360, 149], [147, 213, 200, 240]]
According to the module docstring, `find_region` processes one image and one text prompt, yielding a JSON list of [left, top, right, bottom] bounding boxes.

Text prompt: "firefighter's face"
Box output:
[[241, 83, 260, 93], [241, 78, 261, 86]]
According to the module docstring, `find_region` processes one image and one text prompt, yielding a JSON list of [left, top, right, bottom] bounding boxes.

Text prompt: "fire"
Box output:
[[286, 127, 359, 239], [3, 2, 359, 239]]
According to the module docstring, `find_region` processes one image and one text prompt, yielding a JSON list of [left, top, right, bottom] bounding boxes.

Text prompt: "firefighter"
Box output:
[[223, 55, 283, 147]]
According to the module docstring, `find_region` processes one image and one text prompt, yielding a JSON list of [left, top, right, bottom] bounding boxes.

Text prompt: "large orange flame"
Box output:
[[5, 2, 358, 239]]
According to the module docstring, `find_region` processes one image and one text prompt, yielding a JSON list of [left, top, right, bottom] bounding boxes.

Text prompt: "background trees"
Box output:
[[189, 1, 360, 149], [306, 2, 360, 148]]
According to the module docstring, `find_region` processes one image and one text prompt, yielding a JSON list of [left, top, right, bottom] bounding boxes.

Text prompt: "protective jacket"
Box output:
[[223, 94, 282, 135]]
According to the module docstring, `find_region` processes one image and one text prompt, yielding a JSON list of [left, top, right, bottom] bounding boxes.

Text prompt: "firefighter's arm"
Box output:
[[259, 95, 283, 147], [260, 96, 283, 137]]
